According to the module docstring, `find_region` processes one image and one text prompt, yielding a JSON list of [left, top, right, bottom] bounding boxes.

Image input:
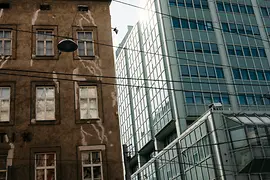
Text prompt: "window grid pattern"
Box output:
[[227, 45, 266, 57], [81, 151, 103, 180], [36, 31, 53, 56], [176, 41, 219, 54], [172, 18, 213, 31], [181, 65, 224, 78], [77, 31, 94, 56], [232, 68, 270, 81], [0, 155, 7, 180], [126, 23, 151, 150], [35, 153, 56, 180], [0, 87, 10, 122], [158, 144, 181, 179], [237, 94, 270, 105], [0, 30, 11, 56], [36, 87, 55, 121], [180, 123, 214, 180], [79, 86, 98, 119], [216, 2, 254, 14], [141, 0, 172, 135], [115, 50, 136, 157], [184, 91, 230, 105], [169, 0, 209, 9], [221, 22, 260, 35]]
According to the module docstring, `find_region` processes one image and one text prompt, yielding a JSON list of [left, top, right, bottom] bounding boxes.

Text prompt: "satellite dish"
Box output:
[[57, 39, 78, 52]]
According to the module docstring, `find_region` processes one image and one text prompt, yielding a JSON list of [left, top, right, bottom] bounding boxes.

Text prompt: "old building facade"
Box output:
[[0, 0, 123, 179]]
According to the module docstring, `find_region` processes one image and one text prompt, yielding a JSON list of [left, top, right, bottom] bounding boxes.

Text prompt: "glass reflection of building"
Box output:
[[115, 0, 270, 179]]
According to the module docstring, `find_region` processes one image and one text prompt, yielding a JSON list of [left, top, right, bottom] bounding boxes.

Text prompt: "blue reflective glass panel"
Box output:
[[257, 70, 265, 80], [176, 41, 185, 51], [180, 19, 189, 28], [198, 66, 207, 77], [181, 65, 189, 76], [216, 68, 224, 78], [238, 95, 247, 105], [185, 92, 194, 104], [249, 70, 258, 80], [217, 2, 224, 11], [221, 94, 230, 104], [190, 66, 198, 77], [172, 18, 180, 28], [233, 69, 241, 79], [240, 69, 249, 80]]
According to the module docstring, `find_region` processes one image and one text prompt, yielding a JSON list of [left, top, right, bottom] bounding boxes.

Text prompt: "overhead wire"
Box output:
[[2, 68, 270, 88]]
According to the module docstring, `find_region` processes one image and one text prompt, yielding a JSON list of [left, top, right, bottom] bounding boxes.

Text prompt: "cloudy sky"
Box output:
[[110, 0, 140, 47]]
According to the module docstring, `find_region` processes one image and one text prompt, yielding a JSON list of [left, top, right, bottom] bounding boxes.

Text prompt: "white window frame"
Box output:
[[0, 30, 12, 56], [36, 30, 54, 56], [79, 86, 98, 119], [79, 145, 105, 180], [35, 153, 56, 180], [77, 31, 94, 56], [35, 86, 55, 121], [0, 155, 7, 180], [0, 87, 10, 122]]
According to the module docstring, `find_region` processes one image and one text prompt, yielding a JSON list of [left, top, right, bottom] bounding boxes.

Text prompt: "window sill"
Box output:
[[32, 55, 58, 60], [30, 119, 59, 125], [74, 55, 96, 60], [76, 118, 100, 124], [0, 121, 14, 126]]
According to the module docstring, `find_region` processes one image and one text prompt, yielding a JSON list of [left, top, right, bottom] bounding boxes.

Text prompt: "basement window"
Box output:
[[78, 5, 88, 12], [0, 3, 10, 9], [40, 4, 51, 11]]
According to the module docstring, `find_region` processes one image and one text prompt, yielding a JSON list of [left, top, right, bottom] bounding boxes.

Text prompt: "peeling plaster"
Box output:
[[0, 9, 3, 18], [30, 59, 33, 67], [110, 144, 114, 147], [0, 59, 7, 68], [4, 135, 15, 166], [31, 119, 36, 124], [87, 10, 97, 26], [81, 126, 93, 146], [52, 71, 59, 93], [32, 9, 41, 25], [80, 14, 90, 23], [111, 91, 117, 108], [97, 121, 108, 143], [78, 18, 84, 30], [74, 83, 78, 110], [72, 68, 86, 81], [108, 131, 112, 135], [91, 124, 103, 143]]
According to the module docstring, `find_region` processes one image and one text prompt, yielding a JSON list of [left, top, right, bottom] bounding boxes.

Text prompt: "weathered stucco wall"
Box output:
[[0, 0, 123, 179]]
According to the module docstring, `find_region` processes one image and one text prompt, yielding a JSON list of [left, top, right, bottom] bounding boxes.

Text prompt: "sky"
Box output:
[[110, 0, 140, 48]]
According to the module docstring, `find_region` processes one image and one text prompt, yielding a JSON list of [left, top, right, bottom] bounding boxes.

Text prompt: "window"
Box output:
[[238, 95, 247, 105], [0, 30, 11, 56], [197, 20, 206, 30], [243, 47, 251, 56], [235, 46, 243, 56], [224, 3, 232, 12], [169, 0, 177, 6], [79, 146, 104, 180], [35, 153, 56, 180], [77, 32, 94, 57], [232, 4, 240, 12], [172, 18, 180, 28], [255, 95, 264, 105], [180, 19, 189, 29], [261, 7, 269, 16], [217, 2, 224, 11], [210, 44, 219, 54], [246, 5, 254, 14], [247, 95, 255, 105], [213, 93, 221, 103], [194, 42, 202, 53], [185, 92, 194, 104], [194, 92, 203, 104], [181, 65, 189, 76], [185, 42, 193, 52], [249, 70, 257, 80], [202, 43, 210, 53], [207, 67, 216, 78], [221, 94, 230, 104], [176, 41, 185, 51], [35, 87, 55, 121], [240, 69, 249, 80], [239, 5, 247, 14], [265, 71, 270, 80], [258, 48, 266, 57], [252, 26, 260, 35], [227, 45, 235, 55], [0, 155, 7, 180], [198, 66, 207, 77], [81, 151, 103, 180], [190, 66, 198, 77], [222, 23, 229, 32], [257, 70, 265, 80], [204, 93, 212, 104], [36, 31, 53, 56], [216, 68, 224, 78], [189, 20, 197, 29], [79, 86, 98, 119], [0, 87, 10, 122], [230, 128, 248, 149], [233, 69, 241, 79], [251, 47, 259, 57]]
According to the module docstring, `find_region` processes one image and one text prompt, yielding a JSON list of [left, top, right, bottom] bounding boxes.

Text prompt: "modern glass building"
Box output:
[[115, 0, 270, 179]]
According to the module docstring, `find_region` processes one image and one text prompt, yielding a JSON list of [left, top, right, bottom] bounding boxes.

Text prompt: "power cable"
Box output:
[[112, 0, 270, 44], [2, 68, 270, 88]]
